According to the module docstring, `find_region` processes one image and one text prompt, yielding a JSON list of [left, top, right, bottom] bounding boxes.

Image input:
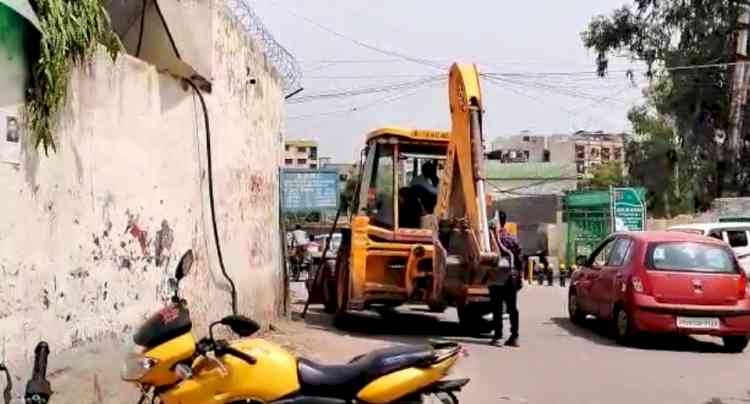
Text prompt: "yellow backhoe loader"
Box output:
[[306, 63, 506, 330]]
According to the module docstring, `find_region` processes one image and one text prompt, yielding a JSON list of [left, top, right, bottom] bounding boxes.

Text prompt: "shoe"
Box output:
[[490, 339, 502, 347], [505, 336, 519, 347]]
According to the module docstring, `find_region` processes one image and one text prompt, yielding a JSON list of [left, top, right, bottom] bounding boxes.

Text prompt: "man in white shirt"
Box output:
[[291, 225, 308, 249]]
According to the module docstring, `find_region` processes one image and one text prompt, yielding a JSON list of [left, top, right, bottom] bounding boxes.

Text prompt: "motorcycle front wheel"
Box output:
[[398, 392, 459, 404]]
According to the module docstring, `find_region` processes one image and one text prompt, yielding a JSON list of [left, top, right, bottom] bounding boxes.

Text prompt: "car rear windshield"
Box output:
[[647, 242, 739, 274]]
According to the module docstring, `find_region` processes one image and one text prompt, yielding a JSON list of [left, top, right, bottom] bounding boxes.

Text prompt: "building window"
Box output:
[[284, 158, 293, 165], [297, 158, 307, 165], [614, 147, 623, 160], [310, 164, 317, 169], [543, 150, 550, 162], [575, 145, 585, 160], [309, 147, 318, 160], [590, 147, 600, 159], [601, 148, 610, 161], [284, 145, 290, 151], [576, 162, 585, 174], [297, 146, 306, 154], [523, 136, 531, 142]]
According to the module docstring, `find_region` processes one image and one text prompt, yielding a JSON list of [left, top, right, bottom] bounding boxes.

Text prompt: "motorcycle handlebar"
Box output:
[[25, 341, 52, 403], [32, 343, 49, 382], [221, 347, 257, 365]]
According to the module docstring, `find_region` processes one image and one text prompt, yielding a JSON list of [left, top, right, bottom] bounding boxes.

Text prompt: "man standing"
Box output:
[[291, 225, 308, 248], [488, 211, 522, 347]]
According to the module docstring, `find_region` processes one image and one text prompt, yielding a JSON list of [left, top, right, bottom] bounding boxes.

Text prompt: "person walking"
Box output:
[[488, 211, 523, 347], [290, 225, 309, 281]]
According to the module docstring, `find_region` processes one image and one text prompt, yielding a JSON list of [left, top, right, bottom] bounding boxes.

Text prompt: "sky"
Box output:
[[251, 1, 648, 162]]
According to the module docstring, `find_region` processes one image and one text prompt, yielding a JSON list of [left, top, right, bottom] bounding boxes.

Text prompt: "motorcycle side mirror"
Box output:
[[220, 315, 260, 337], [576, 255, 587, 267], [175, 250, 194, 281]]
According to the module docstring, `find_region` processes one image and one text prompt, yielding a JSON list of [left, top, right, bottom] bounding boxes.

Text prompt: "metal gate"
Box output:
[[563, 188, 646, 267]]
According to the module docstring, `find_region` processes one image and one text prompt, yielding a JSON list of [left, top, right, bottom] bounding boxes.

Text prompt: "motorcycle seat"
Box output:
[[297, 344, 434, 399]]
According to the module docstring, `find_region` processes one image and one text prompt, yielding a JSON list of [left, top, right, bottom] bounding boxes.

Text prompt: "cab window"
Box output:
[[366, 144, 395, 229], [396, 143, 445, 228]]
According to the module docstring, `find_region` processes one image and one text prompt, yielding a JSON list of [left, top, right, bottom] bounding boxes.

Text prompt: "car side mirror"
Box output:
[[221, 315, 260, 337], [576, 255, 587, 267], [175, 250, 194, 281]]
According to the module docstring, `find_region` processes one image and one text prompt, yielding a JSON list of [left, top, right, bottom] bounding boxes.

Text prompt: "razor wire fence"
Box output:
[[224, 0, 302, 93]]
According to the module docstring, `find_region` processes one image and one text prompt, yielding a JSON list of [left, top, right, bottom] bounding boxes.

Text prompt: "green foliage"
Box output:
[[589, 161, 626, 189], [581, 0, 750, 202], [625, 102, 694, 218], [26, 0, 120, 153]]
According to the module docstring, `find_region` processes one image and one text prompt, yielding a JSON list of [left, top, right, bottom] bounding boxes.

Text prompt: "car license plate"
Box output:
[[676, 317, 720, 330]]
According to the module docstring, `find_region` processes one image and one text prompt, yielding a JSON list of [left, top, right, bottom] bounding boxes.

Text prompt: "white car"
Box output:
[[668, 222, 750, 276]]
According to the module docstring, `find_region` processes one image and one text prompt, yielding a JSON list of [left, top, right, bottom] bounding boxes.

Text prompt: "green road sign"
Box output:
[[564, 187, 647, 266], [611, 187, 646, 232]]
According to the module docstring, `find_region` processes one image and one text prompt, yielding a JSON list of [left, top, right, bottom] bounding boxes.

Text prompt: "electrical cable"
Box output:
[[184, 79, 239, 316], [287, 79, 444, 120], [268, 2, 444, 70], [484, 75, 628, 105], [152, 0, 181, 59], [136, 0, 147, 58], [288, 75, 445, 104]]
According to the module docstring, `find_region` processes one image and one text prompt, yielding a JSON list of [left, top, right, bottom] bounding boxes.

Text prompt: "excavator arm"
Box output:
[[435, 63, 492, 252], [432, 63, 500, 308]]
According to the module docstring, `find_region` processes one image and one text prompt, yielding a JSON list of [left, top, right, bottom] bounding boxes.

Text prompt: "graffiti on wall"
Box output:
[[91, 210, 179, 272], [236, 170, 275, 217]]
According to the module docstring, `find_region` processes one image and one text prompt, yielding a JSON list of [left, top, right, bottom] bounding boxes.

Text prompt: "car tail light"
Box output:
[[632, 277, 644, 294], [738, 276, 748, 299]]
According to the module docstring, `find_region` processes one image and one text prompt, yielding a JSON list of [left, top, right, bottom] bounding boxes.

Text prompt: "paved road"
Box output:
[[291, 283, 750, 404]]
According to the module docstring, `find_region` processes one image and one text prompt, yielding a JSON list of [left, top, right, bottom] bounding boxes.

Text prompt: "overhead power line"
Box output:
[[287, 75, 446, 104], [268, 2, 445, 71], [287, 80, 443, 120]]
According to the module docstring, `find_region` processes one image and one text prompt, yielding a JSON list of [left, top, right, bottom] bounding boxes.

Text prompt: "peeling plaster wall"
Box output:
[[0, 3, 285, 392]]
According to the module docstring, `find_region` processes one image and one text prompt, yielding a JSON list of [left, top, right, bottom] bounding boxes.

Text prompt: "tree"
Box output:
[[589, 161, 626, 188], [625, 103, 693, 218], [581, 0, 750, 202]]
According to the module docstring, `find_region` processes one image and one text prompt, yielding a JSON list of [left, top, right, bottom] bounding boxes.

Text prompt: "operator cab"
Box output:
[[358, 129, 449, 236]]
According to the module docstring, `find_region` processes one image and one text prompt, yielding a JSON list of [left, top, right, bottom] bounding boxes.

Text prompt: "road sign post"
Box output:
[[611, 187, 647, 232], [281, 168, 340, 216]]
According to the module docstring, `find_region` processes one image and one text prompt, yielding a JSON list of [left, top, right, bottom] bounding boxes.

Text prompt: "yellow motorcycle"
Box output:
[[121, 250, 469, 404]]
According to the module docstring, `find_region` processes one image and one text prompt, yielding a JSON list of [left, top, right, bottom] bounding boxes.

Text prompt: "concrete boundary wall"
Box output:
[[0, 3, 285, 393]]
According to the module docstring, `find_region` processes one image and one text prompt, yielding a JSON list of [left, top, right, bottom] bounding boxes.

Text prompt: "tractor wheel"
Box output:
[[333, 245, 351, 325], [322, 262, 337, 314]]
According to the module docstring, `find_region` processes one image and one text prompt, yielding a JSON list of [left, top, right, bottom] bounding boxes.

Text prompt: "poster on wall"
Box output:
[[0, 111, 21, 165]]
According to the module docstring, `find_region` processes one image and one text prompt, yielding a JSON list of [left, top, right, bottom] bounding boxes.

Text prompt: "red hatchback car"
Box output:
[[568, 231, 750, 352]]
